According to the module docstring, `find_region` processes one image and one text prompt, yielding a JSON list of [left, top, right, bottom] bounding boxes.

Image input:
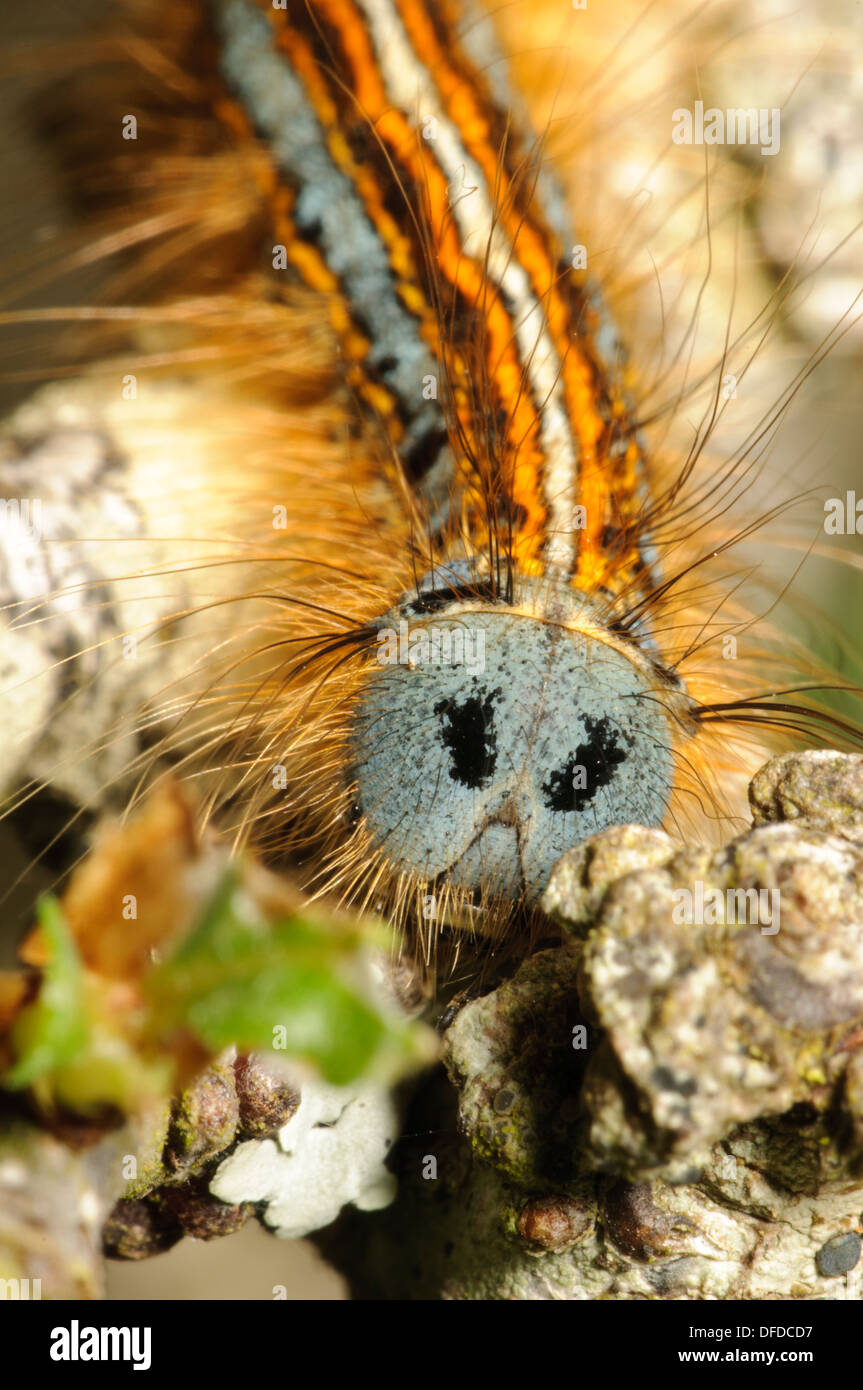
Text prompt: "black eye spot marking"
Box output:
[[542, 714, 628, 813], [433, 688, 500, 789]]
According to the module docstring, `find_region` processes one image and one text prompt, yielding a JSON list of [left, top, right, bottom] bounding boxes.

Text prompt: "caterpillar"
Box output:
[[2, 0, 861, 970]]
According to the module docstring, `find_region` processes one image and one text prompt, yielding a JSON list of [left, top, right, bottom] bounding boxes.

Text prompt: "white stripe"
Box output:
[[357, 0, 578, 569]]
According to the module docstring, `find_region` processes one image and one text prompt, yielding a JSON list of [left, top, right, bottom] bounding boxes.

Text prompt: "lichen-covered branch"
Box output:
[[314, 753, 863, 1299], [5, 752, 863, 1300]]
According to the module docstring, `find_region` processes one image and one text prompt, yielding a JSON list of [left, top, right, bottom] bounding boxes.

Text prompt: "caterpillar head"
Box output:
[[348, 568, 692, 919]]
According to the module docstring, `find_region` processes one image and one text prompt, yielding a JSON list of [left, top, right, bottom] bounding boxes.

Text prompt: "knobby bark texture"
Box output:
[[317, 751, 863, 1298]]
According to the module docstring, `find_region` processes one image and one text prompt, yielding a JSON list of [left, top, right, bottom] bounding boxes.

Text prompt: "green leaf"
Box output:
[[145, 873, 431, 1086], [4, 897, 90, 1089], [1, 874, 434, 1111]]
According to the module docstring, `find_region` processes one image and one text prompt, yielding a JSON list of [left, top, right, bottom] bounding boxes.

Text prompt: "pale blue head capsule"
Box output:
[[349, 572, 688, 907]]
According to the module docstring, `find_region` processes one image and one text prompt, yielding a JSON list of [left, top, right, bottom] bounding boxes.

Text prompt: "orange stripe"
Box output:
[[218, 47, 407, 433], [394, 0, 638, 586], [272, 0, 549, 567], [269, 18, 436, 333]]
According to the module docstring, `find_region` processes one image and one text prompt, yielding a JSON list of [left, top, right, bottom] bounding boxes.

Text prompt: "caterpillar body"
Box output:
[[2, 0, 861, 963]]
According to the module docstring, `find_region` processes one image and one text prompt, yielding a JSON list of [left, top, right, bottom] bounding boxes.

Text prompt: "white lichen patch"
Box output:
[[209, 1076, 398, 1238]]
